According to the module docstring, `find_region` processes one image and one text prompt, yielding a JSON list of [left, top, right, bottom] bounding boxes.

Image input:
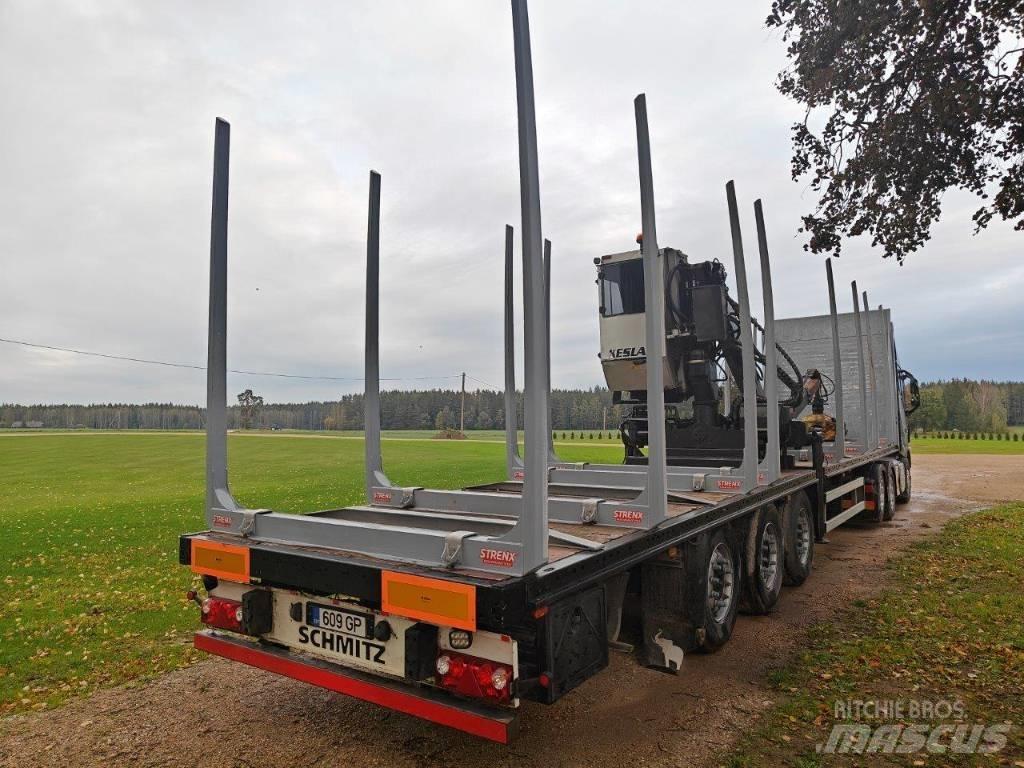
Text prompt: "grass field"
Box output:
[[0, 432, 619, 715], [727, 503, 1024, 766], [909, 435, 1024, 455], [1, 428, 1020, 718]]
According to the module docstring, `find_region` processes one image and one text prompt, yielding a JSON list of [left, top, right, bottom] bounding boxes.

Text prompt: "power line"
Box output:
[[0, 337, 462, 383], [466, 374, 503, 391]]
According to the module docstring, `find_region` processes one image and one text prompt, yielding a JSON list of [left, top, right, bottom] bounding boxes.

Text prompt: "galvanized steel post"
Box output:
[[851, 281, 870, 452], [754, 200, 779, 484], [503, 224, 522, 476], [544, 237, 561, 463], [825, 259, 845, 459], [506, 0, 549, 569], [633, 94, 668, 522], [861, 290, 880, 448], [726, 181, 758, 492], [364, 170, 392, 498], [206, 117, 239, 520]]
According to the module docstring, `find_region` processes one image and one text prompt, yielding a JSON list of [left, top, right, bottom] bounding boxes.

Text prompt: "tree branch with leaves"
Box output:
[[768, 0, 1024, 262]]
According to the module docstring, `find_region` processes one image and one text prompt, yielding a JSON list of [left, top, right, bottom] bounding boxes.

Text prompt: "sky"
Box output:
[[1, 0, 1021, 406]]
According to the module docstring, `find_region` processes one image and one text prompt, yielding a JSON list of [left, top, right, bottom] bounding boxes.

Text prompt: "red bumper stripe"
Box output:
[[194, 631, 516, 743]]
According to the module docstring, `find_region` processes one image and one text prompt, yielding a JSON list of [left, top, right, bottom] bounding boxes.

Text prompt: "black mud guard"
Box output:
[[639, 536, 708, 670], [535, 584, 608, 703]]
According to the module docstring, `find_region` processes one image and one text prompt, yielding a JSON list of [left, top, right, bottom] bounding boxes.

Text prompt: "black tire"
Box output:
[[697, 529, 740, 652], [783, 490, 815, 587], [870, 463, 888, 523], [742, 505, 785, 614], [882, 465, 897, 521], [895, 463, 912, 504]]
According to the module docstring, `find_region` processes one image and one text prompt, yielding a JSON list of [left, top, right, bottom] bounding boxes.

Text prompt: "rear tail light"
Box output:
[[435, 651, 513, 703], [200, 596, 244, 633]]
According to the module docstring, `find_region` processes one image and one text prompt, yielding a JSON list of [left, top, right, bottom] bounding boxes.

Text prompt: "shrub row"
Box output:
[[554, 431, 617, 440], [924, 431, 1020, 441]]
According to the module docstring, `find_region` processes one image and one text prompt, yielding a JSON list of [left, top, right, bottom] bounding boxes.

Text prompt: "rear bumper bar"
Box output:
[[194, 631, 518, 743]]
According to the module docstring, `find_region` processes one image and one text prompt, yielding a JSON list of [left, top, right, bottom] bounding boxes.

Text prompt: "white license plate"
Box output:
[[298, 602, 391, 670], [306, 603, 372, 638], [265, 595, 408, 678]]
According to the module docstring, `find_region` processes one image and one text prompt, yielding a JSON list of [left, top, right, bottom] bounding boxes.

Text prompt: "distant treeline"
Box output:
[[909, 380, 1024, 433], [5, 379, 1021, 433], [0, 388, 627, 432]]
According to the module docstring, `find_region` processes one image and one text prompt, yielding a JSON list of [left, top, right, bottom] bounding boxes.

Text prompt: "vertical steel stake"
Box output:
[[633, 94, 668, 522], [726, 182, 758, 492], [754, 200, 779, 484], [364, 170, 392, 498], [544, 237, 561, 463], [503, 224, 523, 476], [206, 117, 239, 520], [503, 0, 548, 569], [851, 280, 870, 453], [861, 290, 880, 448], [825, 259, 845, 460]]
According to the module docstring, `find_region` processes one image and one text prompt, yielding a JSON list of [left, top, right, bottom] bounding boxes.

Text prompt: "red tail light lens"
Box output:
[[200, 596, 243, 633], [435, 651, 513, 703]]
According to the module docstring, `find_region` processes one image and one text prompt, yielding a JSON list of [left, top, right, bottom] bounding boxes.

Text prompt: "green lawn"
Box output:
[[727, 504, 1024, 766], [910, 436, 1024, 455], [0, 432, 619, 714]]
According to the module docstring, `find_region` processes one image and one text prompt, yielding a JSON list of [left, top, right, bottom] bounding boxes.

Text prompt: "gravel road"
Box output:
[[2, 453, 1022, 768]]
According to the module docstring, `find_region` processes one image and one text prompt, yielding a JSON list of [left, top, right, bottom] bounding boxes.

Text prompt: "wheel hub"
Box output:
[[759, 521, 781, 590], [795, 509, 811, 564], [706, 542, 735, 623]]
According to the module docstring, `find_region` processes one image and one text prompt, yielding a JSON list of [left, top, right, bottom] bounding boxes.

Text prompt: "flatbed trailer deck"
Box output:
[[180, 445, 894, 623], [178, 0, 918, 744]]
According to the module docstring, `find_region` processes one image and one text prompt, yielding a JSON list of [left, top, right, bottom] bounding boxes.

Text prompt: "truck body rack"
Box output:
[[181, 0, 917, 743]]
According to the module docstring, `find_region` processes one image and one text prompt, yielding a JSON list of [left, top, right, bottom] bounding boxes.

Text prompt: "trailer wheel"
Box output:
[[895, 463, 912, 505], [698, 530, 740, 652], [870, 463, 888, 523], [882, 465, 897, 521], [783, 490, 814, 587], [742, 505, 784, 614]]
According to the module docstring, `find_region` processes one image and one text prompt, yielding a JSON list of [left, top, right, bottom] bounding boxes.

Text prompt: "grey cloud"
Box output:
[[1, 0, 1019, 406]]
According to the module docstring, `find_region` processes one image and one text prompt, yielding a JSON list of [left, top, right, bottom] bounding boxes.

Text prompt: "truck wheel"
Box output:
[[783, 490, 814, 586], [895, 463, 912, 504], [698, 530, 740, 652], [882, 466, 897, 521], [742, 505, 784, 614], [870, 463, 888, 523]]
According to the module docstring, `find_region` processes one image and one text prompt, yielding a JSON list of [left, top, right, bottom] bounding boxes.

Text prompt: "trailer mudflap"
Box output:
[[536, 584, 608, 703], [194, 631, 518, 743]]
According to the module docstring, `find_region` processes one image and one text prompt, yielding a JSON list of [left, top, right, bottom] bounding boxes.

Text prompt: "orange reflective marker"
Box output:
[[191, 539, 250, 582], [381, 571, 476, 631]]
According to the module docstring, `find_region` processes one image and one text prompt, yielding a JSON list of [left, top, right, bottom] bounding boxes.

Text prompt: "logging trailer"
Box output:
[[179, 0, 921, 743]]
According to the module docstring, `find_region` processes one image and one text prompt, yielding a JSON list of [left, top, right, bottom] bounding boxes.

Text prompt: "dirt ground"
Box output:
[[2, 454, 1023, 768]]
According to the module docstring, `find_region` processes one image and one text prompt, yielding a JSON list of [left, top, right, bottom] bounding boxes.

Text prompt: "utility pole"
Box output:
[[602, 406, 607, 432], [460, 372, 466, 433]]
